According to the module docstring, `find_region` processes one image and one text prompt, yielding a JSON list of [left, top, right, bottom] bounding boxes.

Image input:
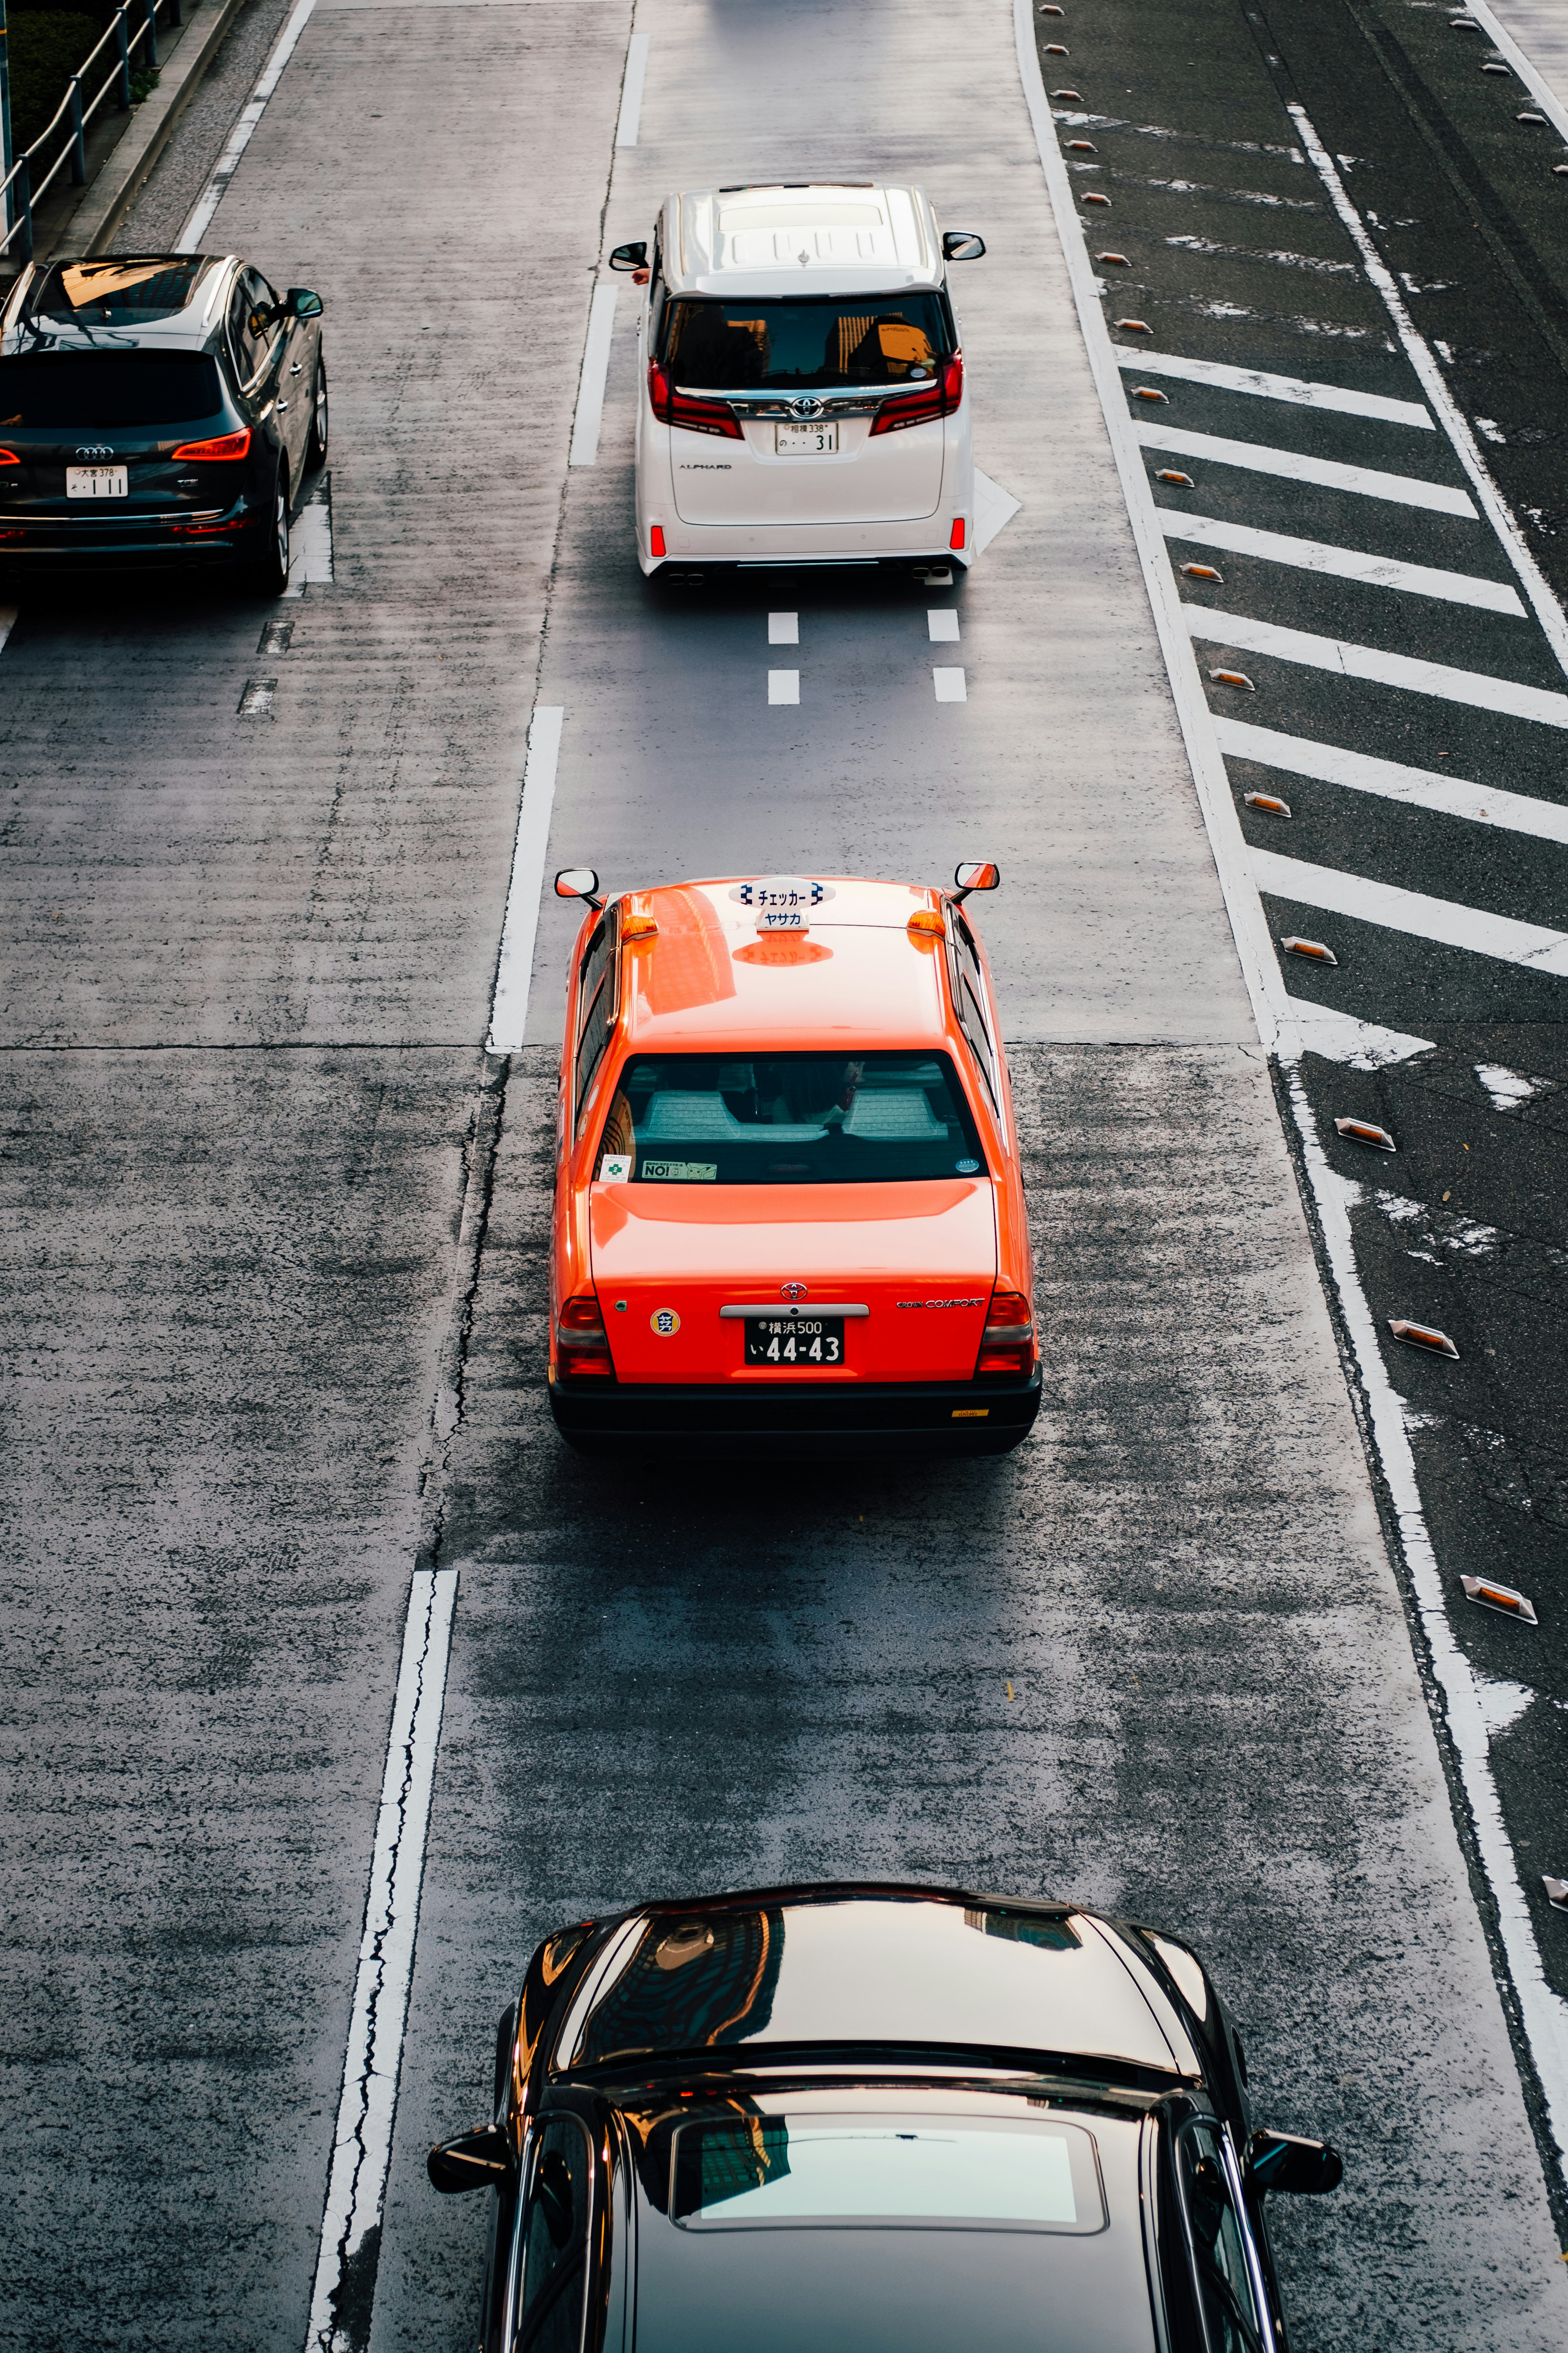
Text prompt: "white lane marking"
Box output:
[[0, 605, 18, 654], [237, 678, 277, 715], [768, 669, 799, 704], [1289, 102, 1568, 686], [615, 31, 649, 146], [488, 706, 564, 1055], [1135, 422, 1477, 515], [933, 666, 967, 702], [1215, 717, 1568, 844], [1474, 1061, 1542, 1110], [1017, 0, 1568, 2200], [1466, 0, 1568, 148], [1114, 345, 1434, 426], [1285, 996, 1435, 1066], [768, 611, 799, 645], [283, 474, 334, 599], [1160, 511, 1526, 614], [306, 1567, 458, 2353], [973, 466, 1022, 554], [568, 286, 617, 468], [1187, 605, 1568, 728], [1252, 844, 1568, 972], [928, 609, 961, 643], [177, 0, 319, 248]]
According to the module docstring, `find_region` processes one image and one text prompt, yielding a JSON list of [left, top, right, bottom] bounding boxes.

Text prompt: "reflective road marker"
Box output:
[[768, 669, 800, 705], [1251, 845, 1568, 971], [1160, 511, 1525, 614], [488, 705, 564, 1054], [933, 667, 968, 701], [1137, 422, 1479, 515], [1113, 344, 1435, 426], [569, 287, 617, 468], [1187, 606, 1568, 729], [1214, 718, 1568, 844]]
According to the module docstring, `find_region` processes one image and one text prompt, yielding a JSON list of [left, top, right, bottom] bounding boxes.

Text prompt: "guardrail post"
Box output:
[[12, 148, 30, 262], [167, 0, 182, 29], [115, 5, 131, 108], [0, 0, 15, 246], [68, 74, 86, 181], [143, 0, 158, 70]]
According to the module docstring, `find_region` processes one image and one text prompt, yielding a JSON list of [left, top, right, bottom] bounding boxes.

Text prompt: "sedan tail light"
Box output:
[[171, 428, 251, 461], [648, 363, 743, 441], [974, 1287, 1035, 1379], [557, 1292, 615, 1378], [0, 449, 19, 466], [869, 350, 964, 437]]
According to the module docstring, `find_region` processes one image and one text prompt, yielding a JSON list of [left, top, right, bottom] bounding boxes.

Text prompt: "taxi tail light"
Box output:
[[648, 363, 742, 440], [557, 1292, 615, 1378], [171, 427, 251, 461], [869, 351, 964, 436], [975, 1288, 1035, 1378]]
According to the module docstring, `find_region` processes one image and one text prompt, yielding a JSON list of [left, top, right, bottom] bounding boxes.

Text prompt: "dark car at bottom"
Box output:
[[0, 252, 325, 594], [429, 1882, 1342, 2353]]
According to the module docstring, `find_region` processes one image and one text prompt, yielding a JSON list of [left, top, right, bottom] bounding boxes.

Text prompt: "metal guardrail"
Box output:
[[2, 0, 183, 265]]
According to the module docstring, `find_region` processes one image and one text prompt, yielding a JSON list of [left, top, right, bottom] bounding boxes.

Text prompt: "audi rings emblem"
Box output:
[[788, 398, 825, 422], [780, 1281, 808, 1302], [75, 446, 113, 459]]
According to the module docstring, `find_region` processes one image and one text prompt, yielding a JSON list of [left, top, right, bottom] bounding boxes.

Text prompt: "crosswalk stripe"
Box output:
[[1136, 422, 1477, 515], [1251, 846, 1568, 972], [1114, 346, 1435, 427], [1160, 511, 1524, 614], [1214, 718, 1568, 844], [1186, 605, 1568, 728]]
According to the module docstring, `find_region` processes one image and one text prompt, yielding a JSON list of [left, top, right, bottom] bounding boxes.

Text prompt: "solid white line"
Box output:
[[933, 666, 967, 702], [615, 31, 649, 146], [1251, 844, 1568, 971], [1161, 511, 1525, 613], [1215, 717, 1568, 843], [928, 609, 961, 643], [568, 286, 617, 469], [1135, 421, 1477, 516], [487, 706, 564, 1055], [306, 1568, 458, 2353], [768, 611, 799, 645], [768, 669, 799, 704], [177, 0, 319, 249], [1114, 346, 1433, 427], [1288, 102, 1568, 685], [1186, 604, 1568, 728]]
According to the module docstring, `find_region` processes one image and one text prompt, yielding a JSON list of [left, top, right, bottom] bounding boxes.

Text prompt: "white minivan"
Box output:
[[612, 182, 985, 579]]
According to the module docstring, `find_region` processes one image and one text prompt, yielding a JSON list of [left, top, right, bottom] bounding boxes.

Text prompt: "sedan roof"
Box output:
[[661, 182, 943, 297], [2, 255, 233, 356]]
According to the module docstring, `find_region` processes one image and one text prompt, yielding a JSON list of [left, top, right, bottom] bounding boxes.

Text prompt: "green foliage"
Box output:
[[8, 13, 110, 152]]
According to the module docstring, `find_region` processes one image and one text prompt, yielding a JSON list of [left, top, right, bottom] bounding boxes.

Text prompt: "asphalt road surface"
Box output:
[[3, 0, 1567, 2350]]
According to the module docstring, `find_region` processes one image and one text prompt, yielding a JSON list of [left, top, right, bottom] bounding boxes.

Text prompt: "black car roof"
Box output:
[[1, 255, 236, 358]]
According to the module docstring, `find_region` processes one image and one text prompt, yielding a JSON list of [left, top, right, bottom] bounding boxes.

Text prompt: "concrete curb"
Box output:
[[47, 0, 250, 259]]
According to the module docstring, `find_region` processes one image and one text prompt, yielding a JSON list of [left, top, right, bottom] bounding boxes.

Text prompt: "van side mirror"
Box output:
[[952, 861, 1000, 900], [609, 242, 648, 271], [428, 2123, 514, 2194], [942, 230, 986, 261], [1246, 2130, 1343, 2195], [555, 867, 603, 908], [286, 287, 324, 319]]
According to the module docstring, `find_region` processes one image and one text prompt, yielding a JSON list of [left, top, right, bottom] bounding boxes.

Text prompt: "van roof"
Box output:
[[660, 184, 943, 299]]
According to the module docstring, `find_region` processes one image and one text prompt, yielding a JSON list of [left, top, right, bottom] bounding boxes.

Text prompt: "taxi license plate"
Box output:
[[67, 466, 128, 499], [774, 422, 838, 455], [745, 1316, 844, 1366]]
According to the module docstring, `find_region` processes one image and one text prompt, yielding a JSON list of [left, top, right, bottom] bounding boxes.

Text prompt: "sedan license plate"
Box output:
[[745, 1315, 844, 1367], [67, 466, 128, 499], [774, 422, 838, 455]]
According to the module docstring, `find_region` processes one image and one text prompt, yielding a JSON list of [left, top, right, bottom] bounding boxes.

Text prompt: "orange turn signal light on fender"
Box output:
[[171, 427, 251, 461], [907, 909, 945, 936]]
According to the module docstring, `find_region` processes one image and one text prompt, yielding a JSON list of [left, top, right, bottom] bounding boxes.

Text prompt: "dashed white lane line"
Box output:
[[933, 667, 967, 702], [615, 31, 649, 146], [1161, 511, 1526, 614], [283, 474, 333, 599], [1186, 605, 1568, 728], [1252, 844, 1568, 972], [488, 705, 564, 1055], [768, 611, 799, 645], [0, 606, 17, 655], [1114, 345, 1435, 427], [568, 286, 617, 468], [177, 0, 319, 248], [928, 609, 961, 642], [768, 669, 800, 705], [1135, 422, 1478, 516], [1216, 717, 1568, 844]]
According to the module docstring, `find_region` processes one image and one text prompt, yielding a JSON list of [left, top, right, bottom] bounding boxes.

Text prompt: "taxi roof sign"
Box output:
[[729, 876, 836, 933]]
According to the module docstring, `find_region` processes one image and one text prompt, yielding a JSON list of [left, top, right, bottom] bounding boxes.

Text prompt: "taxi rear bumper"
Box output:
[[549, 1369, 1041, 1458]]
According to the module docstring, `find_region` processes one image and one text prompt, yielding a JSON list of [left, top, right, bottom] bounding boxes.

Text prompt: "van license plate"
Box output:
[[67, 466, 128, 498], [775, 422, 838, 455], [745, 1316, 844, 1366]]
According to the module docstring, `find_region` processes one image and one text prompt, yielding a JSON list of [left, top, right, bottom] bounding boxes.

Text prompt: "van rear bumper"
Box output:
[[549, 1369, 1040, 1458], [639, 515, 972, 576]]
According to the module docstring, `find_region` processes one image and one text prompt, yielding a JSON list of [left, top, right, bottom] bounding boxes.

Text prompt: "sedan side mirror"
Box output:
[[1246, 2130, 1343, 2195], [609, 241, 648, 272], [555, 867, 604, 908], [942, 230, 986, 261], [286, 287, 324, 319], [428, 2122, 514, 2194]]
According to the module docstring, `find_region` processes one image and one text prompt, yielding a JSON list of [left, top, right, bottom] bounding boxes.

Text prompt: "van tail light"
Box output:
[[171, 427, 251, 461], [557, 1292, 615, 1378], [647, 363, 742, 440], [975, 1288, 1035, 1379], [869, 349, 963, 437], [650, 524, 666, 559], [950, 518, 966, 551]]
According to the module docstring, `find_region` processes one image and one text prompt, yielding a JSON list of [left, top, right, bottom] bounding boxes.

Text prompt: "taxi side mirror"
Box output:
[[428, 2122, 515, 2194], [286, 287, 324, 319], [555, 867, 604, 909], [1245, 2130, 1343, 2195], [942, 230, 986, 261], [952, 861, 1000, 900], [609, 241, 648, 271]]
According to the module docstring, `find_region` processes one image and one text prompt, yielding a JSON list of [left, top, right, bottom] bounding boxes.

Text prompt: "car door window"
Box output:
[[515, 2115, 592, 2353], [229, 270, 281, 387], [1175, 2122, 1268, 2353], [573, 916, 618, 1133], [948, 912, 999, 1112]]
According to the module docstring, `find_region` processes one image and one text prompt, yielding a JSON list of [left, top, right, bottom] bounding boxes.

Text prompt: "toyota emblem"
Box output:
[[789, 398, 825, 422], [780, 1281, 808, 1302]]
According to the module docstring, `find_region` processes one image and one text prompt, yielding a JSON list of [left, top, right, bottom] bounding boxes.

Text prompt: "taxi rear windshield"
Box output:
[[597, 1053, 987, 1184], [660, 295, 951, 390]]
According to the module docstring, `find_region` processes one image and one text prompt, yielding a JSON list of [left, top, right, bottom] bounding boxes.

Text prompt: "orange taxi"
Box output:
[[547, 866, 1039, 1457]]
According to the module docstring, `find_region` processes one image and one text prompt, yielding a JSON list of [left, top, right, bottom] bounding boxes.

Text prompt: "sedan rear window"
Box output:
[[672, 2116, 1106, 2233], [661, 294, 951, 390], [0, 354, 223, 428], [597, 1052, 986, 1184]]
